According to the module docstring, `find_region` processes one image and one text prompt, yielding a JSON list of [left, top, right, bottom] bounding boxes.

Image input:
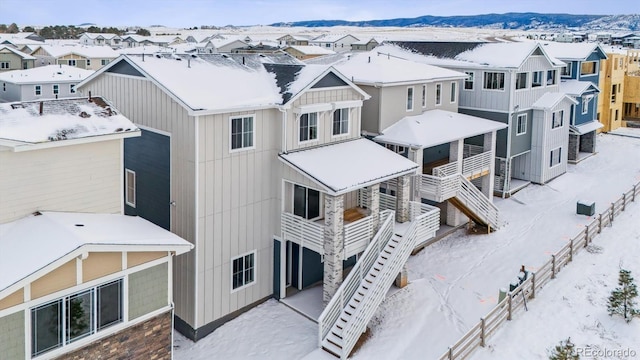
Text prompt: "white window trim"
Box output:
[[406, 86, 414, 111], [531, 71, 544, 88], [52, 84, 59, 95], [581, 97, 589, 115], [421, 84, 427, 108], [482, 71, 506, 91], [463, 72, 474, 91], [450, 81, 457, 104], [435, 83, 442, 106], [580, 61, 598, 76], [34, 85, 42, 96], [561, 62, 572, 78], [231, 250, 257, 293], [549, 147, 562, 168], [515, 72, 528, 91], [516, 114, 527, 136], [229, 114, 256, 153], [298, 112, 319, 145], [331, 108, 350, 139], [551, 110, 564, 130], [70, 84, 76, 94], [290, 182, 324, 221], [125, 169, 136, 208]]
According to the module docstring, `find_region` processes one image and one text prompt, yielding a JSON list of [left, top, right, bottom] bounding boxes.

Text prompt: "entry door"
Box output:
[[293, 185, 320, 220]]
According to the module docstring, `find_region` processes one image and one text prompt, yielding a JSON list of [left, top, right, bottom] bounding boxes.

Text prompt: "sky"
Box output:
[[0, 0, 636, 28]]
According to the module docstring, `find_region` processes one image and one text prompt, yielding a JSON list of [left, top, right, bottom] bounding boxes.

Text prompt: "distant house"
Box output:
[[0, 45, 36, 72], [351, 38, 379, 51], [232, 43, 282, 54], [310, 34, 359, 52], [0, 97, 193, 359], [78, 32, 123, 47], [284, 45, 335, 60], [30, 45, 119, 70], [121, 34, 155, 48], [209, 38, 248, 53], [0, 64, 94, 102], [277, 34, 311, 46]]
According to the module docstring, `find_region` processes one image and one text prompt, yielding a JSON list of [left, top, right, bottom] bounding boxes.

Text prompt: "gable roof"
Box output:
[[333, 51, 466, 86], [532, 92, 578, 110], [559, 80, 600, 96], [388, 41, 485, 58], [279, 138, 418, 195], [540, 42, 608, 61], [374, 109, 507, 148], [0, 211, 193, 298], [312, 34, 359, 43], [286, 45, 335, 55], [33, 44, 119, 58], [0, 64, 93, 84], [0, 97, 138, 150], [0, 45, 36, 60]]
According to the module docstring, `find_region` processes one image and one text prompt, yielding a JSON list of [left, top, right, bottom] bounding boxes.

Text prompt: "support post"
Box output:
[[551, 255, 556, 279], [531, 272, 536, 299], [623, 193, 626, 211], [394, 265, 408, 288], [507, 293, 513, 320], [569, 239, 573, 262], [323, 194, 344, 305], [585, 225, 589, 246], [365, 183, 380, 232], [395, 175, 410, 223], [598, 213, 603, 233], [480, 317, 486, 347]]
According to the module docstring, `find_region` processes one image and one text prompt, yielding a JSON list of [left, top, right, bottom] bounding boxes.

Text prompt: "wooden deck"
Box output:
[[343, 207, 367, 223], [422, 158, 449, 175]]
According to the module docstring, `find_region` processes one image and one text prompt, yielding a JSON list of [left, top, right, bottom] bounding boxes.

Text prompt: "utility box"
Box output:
[[577, 200, 595, 216]]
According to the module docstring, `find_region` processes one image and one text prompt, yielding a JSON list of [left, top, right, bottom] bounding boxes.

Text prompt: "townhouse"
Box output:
[[30, 45, 119, 70], [0, 65, 93, 102], [0, 97, 192, 359], [0, 45, 36, 72], [78, 33, 122, 48], [310, 34, 360, 52]]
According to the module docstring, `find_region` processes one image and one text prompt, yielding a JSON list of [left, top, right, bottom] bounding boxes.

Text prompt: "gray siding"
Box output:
[[79, 73, 197, 326], [0, 311, 25, 360], [453, 67, 511, 112], [458, 108, 509, 158], [128, 262, 169, 320], [511, 110, 533, 156], [513, 55, 560, 110], [529, 100, 572, 184], [360, 85, 381, 134]]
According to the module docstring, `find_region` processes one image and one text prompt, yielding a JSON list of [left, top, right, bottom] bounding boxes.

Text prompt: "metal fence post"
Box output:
[[551, 255, 556, 279], [480, 317, 486, 347]]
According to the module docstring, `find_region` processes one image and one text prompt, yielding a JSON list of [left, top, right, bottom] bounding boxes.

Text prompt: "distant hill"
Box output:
[[271, 13, 640, 31]]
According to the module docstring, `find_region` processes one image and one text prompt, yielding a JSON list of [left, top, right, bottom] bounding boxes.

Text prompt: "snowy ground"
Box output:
[[174, 131, 640, 360]]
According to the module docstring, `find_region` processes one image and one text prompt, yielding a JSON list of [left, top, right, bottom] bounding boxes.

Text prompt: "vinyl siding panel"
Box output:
[[0, 140, 121, 223], [79, 73, 197, 326], [529, 100, 572, 184], [514, 56, 560, 110], [452, 67, 511, 112], [359, 85, 381, 134]]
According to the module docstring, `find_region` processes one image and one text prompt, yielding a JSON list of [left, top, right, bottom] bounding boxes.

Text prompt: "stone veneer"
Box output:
[[323, 194, 344, 305], [55, 310, 172, 360]]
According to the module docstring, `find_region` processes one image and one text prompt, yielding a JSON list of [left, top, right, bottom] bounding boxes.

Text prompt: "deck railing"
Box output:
[[357, 188, 396, 212], [462, 151, 492, 179], [420, 174, 460, 202], [281, 212, 324, 254], [343, 215, 374, 258]]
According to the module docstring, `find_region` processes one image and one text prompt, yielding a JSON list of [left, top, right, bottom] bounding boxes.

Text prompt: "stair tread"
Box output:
[[322, 338, 343, 357]]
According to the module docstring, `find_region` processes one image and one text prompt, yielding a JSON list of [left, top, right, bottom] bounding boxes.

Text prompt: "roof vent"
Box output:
[[155, 54, 162, 58]]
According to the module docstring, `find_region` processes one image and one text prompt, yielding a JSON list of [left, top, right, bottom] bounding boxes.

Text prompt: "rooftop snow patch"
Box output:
[[0, 211, 193, 295], [0, 97, 138, 144], [287, 45, 336, 55], [456, 42, 564, 68], [375, 109, 507, 148], [532, 92, 577, 110], [559, 79, 600, 96], [279, 138, 419, 195], [540, 42, 606, 60], [0, 64, 94, 84]]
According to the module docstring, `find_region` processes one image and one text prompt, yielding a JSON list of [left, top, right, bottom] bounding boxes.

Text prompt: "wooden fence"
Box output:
[[437, 182, 640, 360]]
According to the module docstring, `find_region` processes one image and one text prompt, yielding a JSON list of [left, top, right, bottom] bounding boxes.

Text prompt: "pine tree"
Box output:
[[607, 269, 639, 323], [548, 337, 580, 360]]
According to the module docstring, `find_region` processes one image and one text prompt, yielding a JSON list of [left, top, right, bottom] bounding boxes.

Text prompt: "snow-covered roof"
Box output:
[[570, 121, 604, 135], [81, 32, 121, 39], [352, 38, 379, 45], [210, 38, 247, 48], [287, 45, 335, 55], [456, 42, 564, 68], [35, 44, 119, 58], [0, 45, 36, 60], [0, 65, 93, 84], [532, 92, 578, 110], [312, 34, 358, 43], [559, 80, 600, 96], [540, 42, 607, 61], [277, 34, 312, 41], [0, 97, 138, 148], [333, 51, 466, 86], [374, 109, 507, 148], [0, 211, 193, 296], [116, 45, 174, 55], [279, 138, 419, 195]]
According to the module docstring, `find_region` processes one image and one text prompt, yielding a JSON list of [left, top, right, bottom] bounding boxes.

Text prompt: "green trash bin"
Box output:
[[577, 200, 595, 216]]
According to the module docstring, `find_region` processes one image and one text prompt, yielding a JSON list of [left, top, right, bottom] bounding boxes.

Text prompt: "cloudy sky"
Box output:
[[0, 0, 634, 27]]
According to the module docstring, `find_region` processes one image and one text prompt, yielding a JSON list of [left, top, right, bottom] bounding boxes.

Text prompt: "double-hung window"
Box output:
[[70, 84, 76, 94], [125, 169, 136, 207], [53, 84, 59, 95], [435, 83, 442, 105], [552, 110, 564, 129], [332, 108, 349, 136], [516, 114, 527, 135], [483, 72, 504, 90], [581, 97, 589, 115], [68, 59, 76, 67], [561, 62, 572, 77], [547, 70, 557, 85], [299, 113, 318, 142], [86, 59, 91, 67], [464, 72, 474, 90], [532, 71, 544, 87], [31, 280, 123, 357], [549, 148, 562, 167], [230, 116, 254, 150], [421, 85, 426, 107], [450, 82, 456, 103], [0, 61, 9, 69], [406, 87, 414, 111], [232, 251, 256, 291], [515, 72, 528, 90], [35, 85, 42, 96]]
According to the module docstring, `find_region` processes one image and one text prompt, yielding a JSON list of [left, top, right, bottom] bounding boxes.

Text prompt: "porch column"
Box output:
[[323, 194, 345, 305], [394, 264, 408, 288], [446, 139, 467, 226], [481, 131, 496, 200], [365, 184, 380, 232], [396, 175, 410, 223], [409, 147, 424, 201]]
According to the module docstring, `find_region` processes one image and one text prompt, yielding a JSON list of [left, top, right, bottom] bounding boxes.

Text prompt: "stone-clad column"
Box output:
[[365, 184, 380, 232], [396, 175, 410, 223], [323, 194, 344, 305]]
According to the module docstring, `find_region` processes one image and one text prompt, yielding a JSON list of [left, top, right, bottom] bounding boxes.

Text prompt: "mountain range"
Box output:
[[271, 13, 640, 31]]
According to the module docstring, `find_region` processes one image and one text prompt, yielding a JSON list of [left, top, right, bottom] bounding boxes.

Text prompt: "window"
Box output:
[[35, 85, 42, 96], [406, 87, 414, 111], [53, 84, 59, 95], [68, 59, 76, 66], [450, 82, 457, 103], [515, 72, 528, 89], [23, 61, 28, 69], [232, 251, 256, 291], [230, 116, 254, 150], [483, 72, 504, 90], [561, 62, 572, 77], [385, 143, 406, 154], [516, 114, 527, 135], [101, 59, 109, 66], [299, 113, 318, 142], [332, 108, 349, 136], [549, 148, 562, 167], [582, 97, 590, 115], [293, 184, 320, 220], [31, 280, 123, 357], [0, 61, 9, 69], [125, 169, 136, 207], [464, 72, 474, 90], [2, 83, 5, 91], [435, 83, 442, 105], [532, 71, 544, 87], [86, 59, 91, 66], [580, 61, 597, 75], [611, 84, 617, 103], [70, 84, 76, 94], [552, 110, 564, 129], [615, 109, 619, 120], [546, 70, 557, 85], [421, 85, 426, 107]]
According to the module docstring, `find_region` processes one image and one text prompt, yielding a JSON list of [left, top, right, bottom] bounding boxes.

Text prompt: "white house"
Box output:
[[0, 64, 94, 102]]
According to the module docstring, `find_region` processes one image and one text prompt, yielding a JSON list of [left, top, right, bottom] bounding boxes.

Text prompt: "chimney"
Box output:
[[39, 101, 43, 115]]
